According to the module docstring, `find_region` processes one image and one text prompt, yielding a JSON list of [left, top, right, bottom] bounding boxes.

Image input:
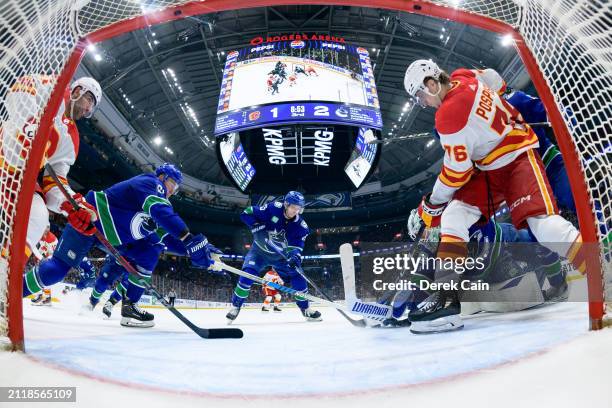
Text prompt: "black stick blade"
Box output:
[[196, 328, 244, 339]]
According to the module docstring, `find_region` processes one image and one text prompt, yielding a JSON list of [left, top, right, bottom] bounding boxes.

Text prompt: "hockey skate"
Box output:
[[273, 305, 282, 312], [381, 317, 411, 328], [226, 305, 241, 324], [543, 280, 569, 302], [409, 289, 463, 334], [261, 306, 270, 312], [102, 298, 118, 319], [121, 299, 154, 328], [32, 289, 51, 306], [301, 307, 322, 322], [38, 296, 52, 306], [31, 293, 44, 305]]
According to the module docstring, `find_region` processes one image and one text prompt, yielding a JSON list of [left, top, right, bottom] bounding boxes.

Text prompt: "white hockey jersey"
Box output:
[[263, 271, 284, 287], [430, 68, 539, 205], [1, 75, 79, 213]]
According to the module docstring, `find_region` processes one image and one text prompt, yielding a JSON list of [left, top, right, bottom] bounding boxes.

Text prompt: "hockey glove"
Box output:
[[417, 194, 446, 228], [287, 249, 302, 269], [60, 194, 98, 236], [185, 234, 213, 269], [205, 244, 227, 275], [407, 209, 424, 241]]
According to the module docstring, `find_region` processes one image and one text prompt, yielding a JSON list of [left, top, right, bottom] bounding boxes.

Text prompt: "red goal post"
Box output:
[[0, 0, 609, 351]]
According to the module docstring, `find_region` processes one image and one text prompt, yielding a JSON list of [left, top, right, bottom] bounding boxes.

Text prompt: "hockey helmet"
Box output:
[[71, 77, 102, 115], [284, 191, 305, 213], [156, 163, 183, 194], [404, 59, 442, 106]]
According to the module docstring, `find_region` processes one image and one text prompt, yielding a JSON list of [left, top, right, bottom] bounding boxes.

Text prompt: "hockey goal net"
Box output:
[[0, 0, 610, 350]]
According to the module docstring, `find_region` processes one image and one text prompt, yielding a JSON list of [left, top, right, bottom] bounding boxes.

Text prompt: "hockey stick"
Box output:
[[44, 165, 243, 340], [375, 222, 426, 306], [338, 227, 425, 328], [212, 256, 391, 323], [265, 239, 368, 327]]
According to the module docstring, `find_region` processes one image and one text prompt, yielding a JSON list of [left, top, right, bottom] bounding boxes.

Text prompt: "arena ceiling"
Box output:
[[82, 5, 522, 187]]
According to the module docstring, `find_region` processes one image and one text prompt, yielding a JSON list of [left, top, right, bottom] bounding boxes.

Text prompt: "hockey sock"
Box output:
[[23, 257, 71, 297], [274, 294, 281, 305], [437, 235, 468, 260], [263, 296, 272, 307], [566, 236, 589, 274], [291, 277, 309, 309], [125, 274, 147, 302], [92, 277, 112, 300], [110, 287, 123, 303], [232, 282, 251, 307], [294, 293, 308, 310], [90, 288, 104, 306]]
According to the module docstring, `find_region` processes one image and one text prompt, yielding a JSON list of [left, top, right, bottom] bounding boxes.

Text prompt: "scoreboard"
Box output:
[[215, 37, 382, 194]]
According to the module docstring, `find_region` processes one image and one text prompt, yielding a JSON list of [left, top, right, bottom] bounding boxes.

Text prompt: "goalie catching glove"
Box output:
[[184, 233, 223, 270], [60, 193, 98, 236], [417, 193, 446, 228]]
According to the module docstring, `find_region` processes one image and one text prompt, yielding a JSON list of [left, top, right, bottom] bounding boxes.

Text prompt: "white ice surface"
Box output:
[[2, 282, 611, 408]]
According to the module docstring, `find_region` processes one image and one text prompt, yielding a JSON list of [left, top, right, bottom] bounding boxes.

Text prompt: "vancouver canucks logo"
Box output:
[[469, 228, 491, 260], [130, 212, 158, 240], [267, 229, 288, 251]]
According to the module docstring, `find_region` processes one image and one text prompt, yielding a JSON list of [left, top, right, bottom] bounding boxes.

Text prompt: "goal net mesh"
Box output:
[[0, 0, 610, 346]]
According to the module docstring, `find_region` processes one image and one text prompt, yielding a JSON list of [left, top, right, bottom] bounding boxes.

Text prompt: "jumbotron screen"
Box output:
[[344, 128, 379, 188], [214, 39, 382, 134], [218, 132, 256, 190]]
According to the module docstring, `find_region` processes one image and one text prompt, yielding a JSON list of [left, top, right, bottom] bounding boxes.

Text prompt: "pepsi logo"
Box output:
[[290, 40, 305, 49]]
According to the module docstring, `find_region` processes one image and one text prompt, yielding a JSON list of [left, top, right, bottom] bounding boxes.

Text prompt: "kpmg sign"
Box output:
[[262, 126, 334, 167]]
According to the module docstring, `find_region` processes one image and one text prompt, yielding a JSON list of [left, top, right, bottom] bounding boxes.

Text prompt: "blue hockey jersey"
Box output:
[[240, 201, 309, 257], [503, 90, 561, 169], [85, 173, 188, 247]]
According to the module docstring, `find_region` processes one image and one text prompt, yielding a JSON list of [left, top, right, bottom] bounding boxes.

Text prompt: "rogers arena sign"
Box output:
[[250, 33, 346, 45]]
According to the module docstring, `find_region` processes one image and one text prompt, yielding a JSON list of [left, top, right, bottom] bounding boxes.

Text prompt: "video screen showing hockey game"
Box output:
[[215, 39, 382, 134], [218, 132, 256, 191], [344, 128, 379, 188]]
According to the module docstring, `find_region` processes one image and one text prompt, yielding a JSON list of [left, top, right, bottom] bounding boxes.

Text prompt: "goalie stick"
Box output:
[[339, 224, 426, 327], [213, 256, 391, 323], [45, 165, 243, 340], [265, 239, 367, 327]]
